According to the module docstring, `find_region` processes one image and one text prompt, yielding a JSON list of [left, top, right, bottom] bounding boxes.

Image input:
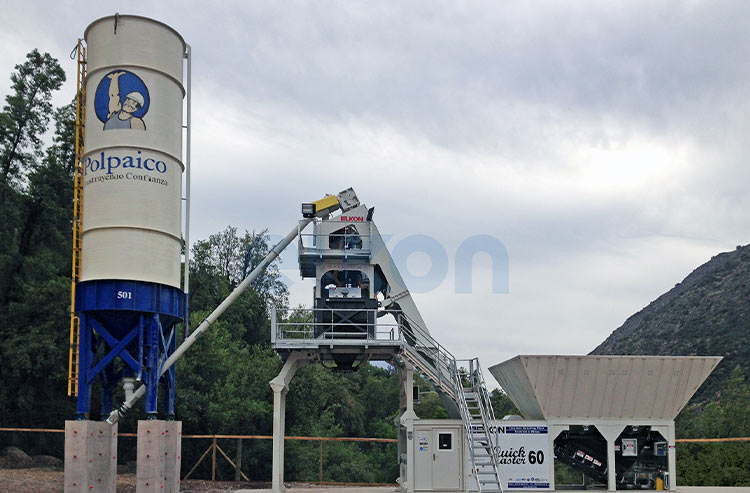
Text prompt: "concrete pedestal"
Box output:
[[64, 420, 118, 493], [136, 420, 182, 493]]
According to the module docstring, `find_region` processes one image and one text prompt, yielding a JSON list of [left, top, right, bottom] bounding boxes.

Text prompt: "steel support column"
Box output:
[[144, 314, 161, 417], [270, 352, 312, 493]]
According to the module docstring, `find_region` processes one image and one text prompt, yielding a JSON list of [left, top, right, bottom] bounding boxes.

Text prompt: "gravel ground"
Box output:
[[0, 468, 273, 493]]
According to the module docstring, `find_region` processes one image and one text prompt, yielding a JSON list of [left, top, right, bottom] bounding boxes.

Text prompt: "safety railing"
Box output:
[[298, 222, 374, 256], [452, 358, 503, 493], [461, 358, 500, 441], [272, 307, 403, 343], [396, 309, 457, 396], [272, 306, 459, 399]]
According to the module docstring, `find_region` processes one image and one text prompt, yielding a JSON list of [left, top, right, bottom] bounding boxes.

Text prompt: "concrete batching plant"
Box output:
[[61, 14, 726, 493]]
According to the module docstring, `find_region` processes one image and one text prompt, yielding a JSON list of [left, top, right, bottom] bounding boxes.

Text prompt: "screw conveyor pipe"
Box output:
[[106, 218, 312, 424]]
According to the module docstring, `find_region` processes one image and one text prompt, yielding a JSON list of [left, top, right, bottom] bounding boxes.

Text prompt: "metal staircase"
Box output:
[[455, 359, 503, 493], [396, 314, 503, 493], [67, 39, 86, 397]]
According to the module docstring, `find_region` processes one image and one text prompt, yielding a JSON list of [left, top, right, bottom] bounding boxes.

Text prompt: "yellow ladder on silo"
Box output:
[[68, 39, 86, 397]]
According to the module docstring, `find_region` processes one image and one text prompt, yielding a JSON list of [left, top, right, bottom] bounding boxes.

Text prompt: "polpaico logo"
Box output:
[[84, 150, 170, 187], [85, 150, 167, 175], [94, 70, 150, 131]]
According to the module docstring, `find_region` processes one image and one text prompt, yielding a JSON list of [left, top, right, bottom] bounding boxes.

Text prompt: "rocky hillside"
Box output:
[[591, 243, 750, 401]]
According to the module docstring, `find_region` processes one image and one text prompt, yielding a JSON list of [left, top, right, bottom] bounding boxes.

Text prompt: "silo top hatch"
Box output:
[[488, 355, 721, 421]]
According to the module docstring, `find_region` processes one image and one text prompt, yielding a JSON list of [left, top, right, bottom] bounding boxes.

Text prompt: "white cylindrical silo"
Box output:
[[81, 14, 186, 288]]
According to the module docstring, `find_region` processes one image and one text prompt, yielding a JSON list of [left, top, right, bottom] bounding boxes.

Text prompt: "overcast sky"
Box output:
[[1, 1, 748, 390]]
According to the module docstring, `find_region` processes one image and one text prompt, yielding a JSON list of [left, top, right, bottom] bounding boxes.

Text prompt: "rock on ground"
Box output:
[[0, 446, 33, 469], [32, 454, 63, 468]]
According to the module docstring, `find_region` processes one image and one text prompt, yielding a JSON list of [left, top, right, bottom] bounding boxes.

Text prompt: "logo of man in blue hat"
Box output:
[[95, 70, 150, 131]]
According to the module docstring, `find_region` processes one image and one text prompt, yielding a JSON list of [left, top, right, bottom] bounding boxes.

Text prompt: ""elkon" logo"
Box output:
[[85, 150, 168, 175]]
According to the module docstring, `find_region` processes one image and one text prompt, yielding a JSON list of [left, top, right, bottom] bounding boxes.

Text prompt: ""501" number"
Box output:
[[117, 291, 132, 300]]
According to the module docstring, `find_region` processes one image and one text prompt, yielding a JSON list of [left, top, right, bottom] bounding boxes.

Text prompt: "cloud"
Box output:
[[1, 0, 748, 393]]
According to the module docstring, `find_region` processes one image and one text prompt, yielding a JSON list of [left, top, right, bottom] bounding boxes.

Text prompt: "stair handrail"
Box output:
[[454, 358, 503, 493], [451, 359, 485, 491], [395, 310, 457, 396], [472, 358, 503, 489]]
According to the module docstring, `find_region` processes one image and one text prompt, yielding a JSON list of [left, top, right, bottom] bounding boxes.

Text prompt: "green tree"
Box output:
[[489, 388, 520, 418], [0, 51, 66, 307], [190, 226, 287, 307], [677, 366, 750, 439], [189, 226, 288, 344], [0, 49, 66, 194], [0, 98, 75, 429]]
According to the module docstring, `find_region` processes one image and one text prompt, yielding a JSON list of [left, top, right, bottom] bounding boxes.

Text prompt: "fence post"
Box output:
[[319, 441, 323, 482], [212, 436, 217, 481], [235, 438, 243, 481]]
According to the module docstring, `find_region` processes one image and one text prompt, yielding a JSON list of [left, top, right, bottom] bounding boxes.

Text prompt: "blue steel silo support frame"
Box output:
[[75, 280, 183, 420], [142, 313, 177, 418]]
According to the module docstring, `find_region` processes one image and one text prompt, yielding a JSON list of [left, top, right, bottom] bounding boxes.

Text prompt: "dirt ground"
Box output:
[[0, 467, 273, 492]]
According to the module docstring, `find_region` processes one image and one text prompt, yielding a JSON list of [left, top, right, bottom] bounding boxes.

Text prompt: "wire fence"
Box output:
[[1, 428, 748, 486], [0, 427, 398, 485]]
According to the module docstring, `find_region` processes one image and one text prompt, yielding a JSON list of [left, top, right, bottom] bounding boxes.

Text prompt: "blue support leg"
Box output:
[[76, 312, 92, 420], [167, 325, 176, 419], [144, 313, 160, 419], [137, 314, 144, 381]]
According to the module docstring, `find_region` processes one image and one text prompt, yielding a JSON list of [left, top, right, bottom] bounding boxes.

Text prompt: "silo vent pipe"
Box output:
[[106, 218, 312, 424]]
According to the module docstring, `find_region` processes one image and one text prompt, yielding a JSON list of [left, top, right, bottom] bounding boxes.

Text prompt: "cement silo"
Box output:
[[74, 14, 188, 420]]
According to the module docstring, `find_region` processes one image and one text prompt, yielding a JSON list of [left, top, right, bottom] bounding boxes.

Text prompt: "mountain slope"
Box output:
[[591, 243, 750, 401]]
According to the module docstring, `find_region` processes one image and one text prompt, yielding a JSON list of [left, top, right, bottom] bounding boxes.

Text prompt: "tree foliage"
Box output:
[[0, 50, 73, 432], [0, 49, 66, 192]]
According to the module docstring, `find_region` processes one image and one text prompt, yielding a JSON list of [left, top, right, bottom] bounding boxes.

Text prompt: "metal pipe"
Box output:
[[106, 219, 311, 424], [183, 43, 192, 340], [123, 377, 135, 402]]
